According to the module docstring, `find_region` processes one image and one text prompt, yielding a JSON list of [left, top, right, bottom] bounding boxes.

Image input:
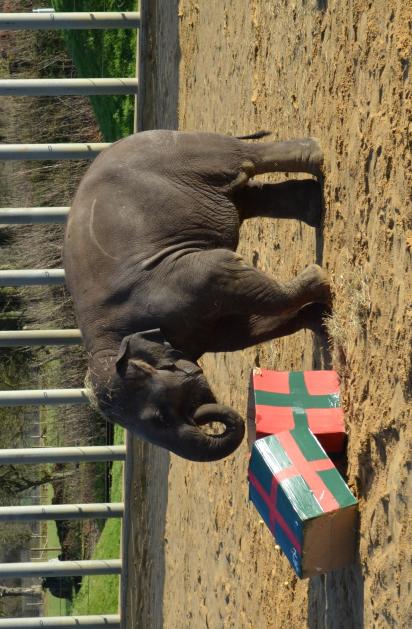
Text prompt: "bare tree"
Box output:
[[0, 465, 74, 503], [0, 585, 42, 598]]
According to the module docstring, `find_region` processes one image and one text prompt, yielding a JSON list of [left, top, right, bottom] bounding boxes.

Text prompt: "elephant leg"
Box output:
[[232, 179, 323, 227], [187, 249, 331, 319], [240, 137, 323, 178], [205, 303, 331, 352]]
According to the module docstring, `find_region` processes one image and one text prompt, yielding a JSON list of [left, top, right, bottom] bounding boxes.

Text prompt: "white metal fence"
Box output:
[[0, 9, 141, 628]]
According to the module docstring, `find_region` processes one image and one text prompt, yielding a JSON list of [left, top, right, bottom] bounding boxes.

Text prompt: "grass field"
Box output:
[[39, 406, 124, 616], [51, 0, 138, 140], [42, 446, 124, 617], [70, 425, 125, 616]]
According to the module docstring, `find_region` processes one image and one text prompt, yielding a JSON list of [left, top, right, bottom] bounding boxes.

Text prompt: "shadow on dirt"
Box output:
[[307, 430, 365, 627], [310, 207, 365, 627], [123, 1, 180, 626], [308, 561, 364, 628], [313, 206, 332, 370]]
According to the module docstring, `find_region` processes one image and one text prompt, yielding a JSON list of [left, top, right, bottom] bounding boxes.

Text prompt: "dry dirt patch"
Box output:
[[126, 1, 411, 627]]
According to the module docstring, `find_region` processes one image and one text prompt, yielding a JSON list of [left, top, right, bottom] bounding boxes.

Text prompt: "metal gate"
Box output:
[[0, 8, 141, 628]]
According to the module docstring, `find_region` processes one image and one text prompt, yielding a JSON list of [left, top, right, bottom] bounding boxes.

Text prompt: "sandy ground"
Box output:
[[124, 1, 411, 627]]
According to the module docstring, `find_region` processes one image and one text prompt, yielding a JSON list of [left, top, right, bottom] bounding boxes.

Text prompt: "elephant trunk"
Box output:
[[172, 403, 245, 462]]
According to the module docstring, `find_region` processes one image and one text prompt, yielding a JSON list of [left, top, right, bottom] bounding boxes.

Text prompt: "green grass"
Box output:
[[39, 361, 124, 615], [41, 396, 68, 616], [71, 425, 125, 616], [51, 0, 138, 141]]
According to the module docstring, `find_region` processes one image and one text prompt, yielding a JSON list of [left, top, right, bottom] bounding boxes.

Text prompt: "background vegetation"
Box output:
[[51, 0, 137, 140], [0, 0, 137, 617]]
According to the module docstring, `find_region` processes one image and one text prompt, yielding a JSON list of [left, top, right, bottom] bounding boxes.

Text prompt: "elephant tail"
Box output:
[[236, 130, 271, 140]]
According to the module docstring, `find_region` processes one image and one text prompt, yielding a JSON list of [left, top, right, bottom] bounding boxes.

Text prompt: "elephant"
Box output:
[[42, 554, 81, 601], [64, 130, 331, 462]]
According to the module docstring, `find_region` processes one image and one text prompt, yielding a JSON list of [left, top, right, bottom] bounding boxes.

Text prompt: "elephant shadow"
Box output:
[[308, 560, 364, 628], [309, 196, 365, 626], [313, 183, 332, 370]]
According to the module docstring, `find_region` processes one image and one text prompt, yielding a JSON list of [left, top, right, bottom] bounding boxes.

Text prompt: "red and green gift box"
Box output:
[[250, 369, 346, 453], [248, 429, 358, 578]]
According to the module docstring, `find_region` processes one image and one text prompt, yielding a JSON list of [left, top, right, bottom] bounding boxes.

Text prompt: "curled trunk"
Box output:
[[171, 403, 245, 462]]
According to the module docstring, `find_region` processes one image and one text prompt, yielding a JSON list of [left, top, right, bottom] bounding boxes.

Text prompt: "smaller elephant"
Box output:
[[42, 554, 81, 601], [64, 130, 331, 462], [42, 575, 81, 601]]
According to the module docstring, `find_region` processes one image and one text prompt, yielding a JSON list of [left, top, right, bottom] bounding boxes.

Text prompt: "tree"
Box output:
[[0, 585, 42, 598], [0, 464, 74, 504]]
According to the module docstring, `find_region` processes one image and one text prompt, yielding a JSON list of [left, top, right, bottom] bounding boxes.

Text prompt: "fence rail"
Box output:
[[0, 269, 65, 286], [0, 143, 110, 160], [0, 78, 138, 96], [0, 503, 124, 522], [0, 207, 69, 223], [0, 559, 122, 578], [0, 445, 126, 464], [0, 617, 121, 629], [0, 329, 82, 346], [0, 388, 88, 406], [0, 7, 141, 627], [0, 11, 140, 30]]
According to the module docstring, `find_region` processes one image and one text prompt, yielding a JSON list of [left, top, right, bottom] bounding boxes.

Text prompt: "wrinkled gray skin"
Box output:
[[64, 130, 331, 462]]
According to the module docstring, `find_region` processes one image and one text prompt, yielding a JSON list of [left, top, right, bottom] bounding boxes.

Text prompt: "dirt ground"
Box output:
[[124, 1, 411, 627]]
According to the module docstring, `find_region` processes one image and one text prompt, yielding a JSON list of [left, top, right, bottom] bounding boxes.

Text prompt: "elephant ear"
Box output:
[[115, 328, 184, 375]]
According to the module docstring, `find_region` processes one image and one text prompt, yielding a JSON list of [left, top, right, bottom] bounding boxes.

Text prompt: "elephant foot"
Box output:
[[302, 302, 332, 336], [299, 264, 332, 306], [303, 138, 324, 178]]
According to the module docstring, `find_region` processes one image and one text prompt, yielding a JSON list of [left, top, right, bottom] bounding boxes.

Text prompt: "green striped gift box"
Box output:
[[248, 428, 358, 577]]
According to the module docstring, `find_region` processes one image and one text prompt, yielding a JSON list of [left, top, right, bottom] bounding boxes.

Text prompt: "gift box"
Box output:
[[250, 369, 346, 453], [248, 430, 358, 578]]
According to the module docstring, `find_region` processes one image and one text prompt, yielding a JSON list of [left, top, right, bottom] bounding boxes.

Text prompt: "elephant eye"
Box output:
[[156, 412, 171, 427], [143, 407, 170, 427]]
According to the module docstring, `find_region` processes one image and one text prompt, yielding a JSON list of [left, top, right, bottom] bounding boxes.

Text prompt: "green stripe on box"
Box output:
[[317, 468, 358, 508], [289, 372, 340, 408], [281, 475, 324, 521], [255, 371, 340, 409], [292, 408, 309, 431], [258, 435, 292, 473], [291, 425, 329, 461], [254, 388, 340, 409]]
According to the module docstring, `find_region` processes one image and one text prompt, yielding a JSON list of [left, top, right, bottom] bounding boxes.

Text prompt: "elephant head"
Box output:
[[91, 329, 245, 462]]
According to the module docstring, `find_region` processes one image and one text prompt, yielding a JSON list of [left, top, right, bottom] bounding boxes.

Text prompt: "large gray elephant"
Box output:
[[64, 130, 331, 462]]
